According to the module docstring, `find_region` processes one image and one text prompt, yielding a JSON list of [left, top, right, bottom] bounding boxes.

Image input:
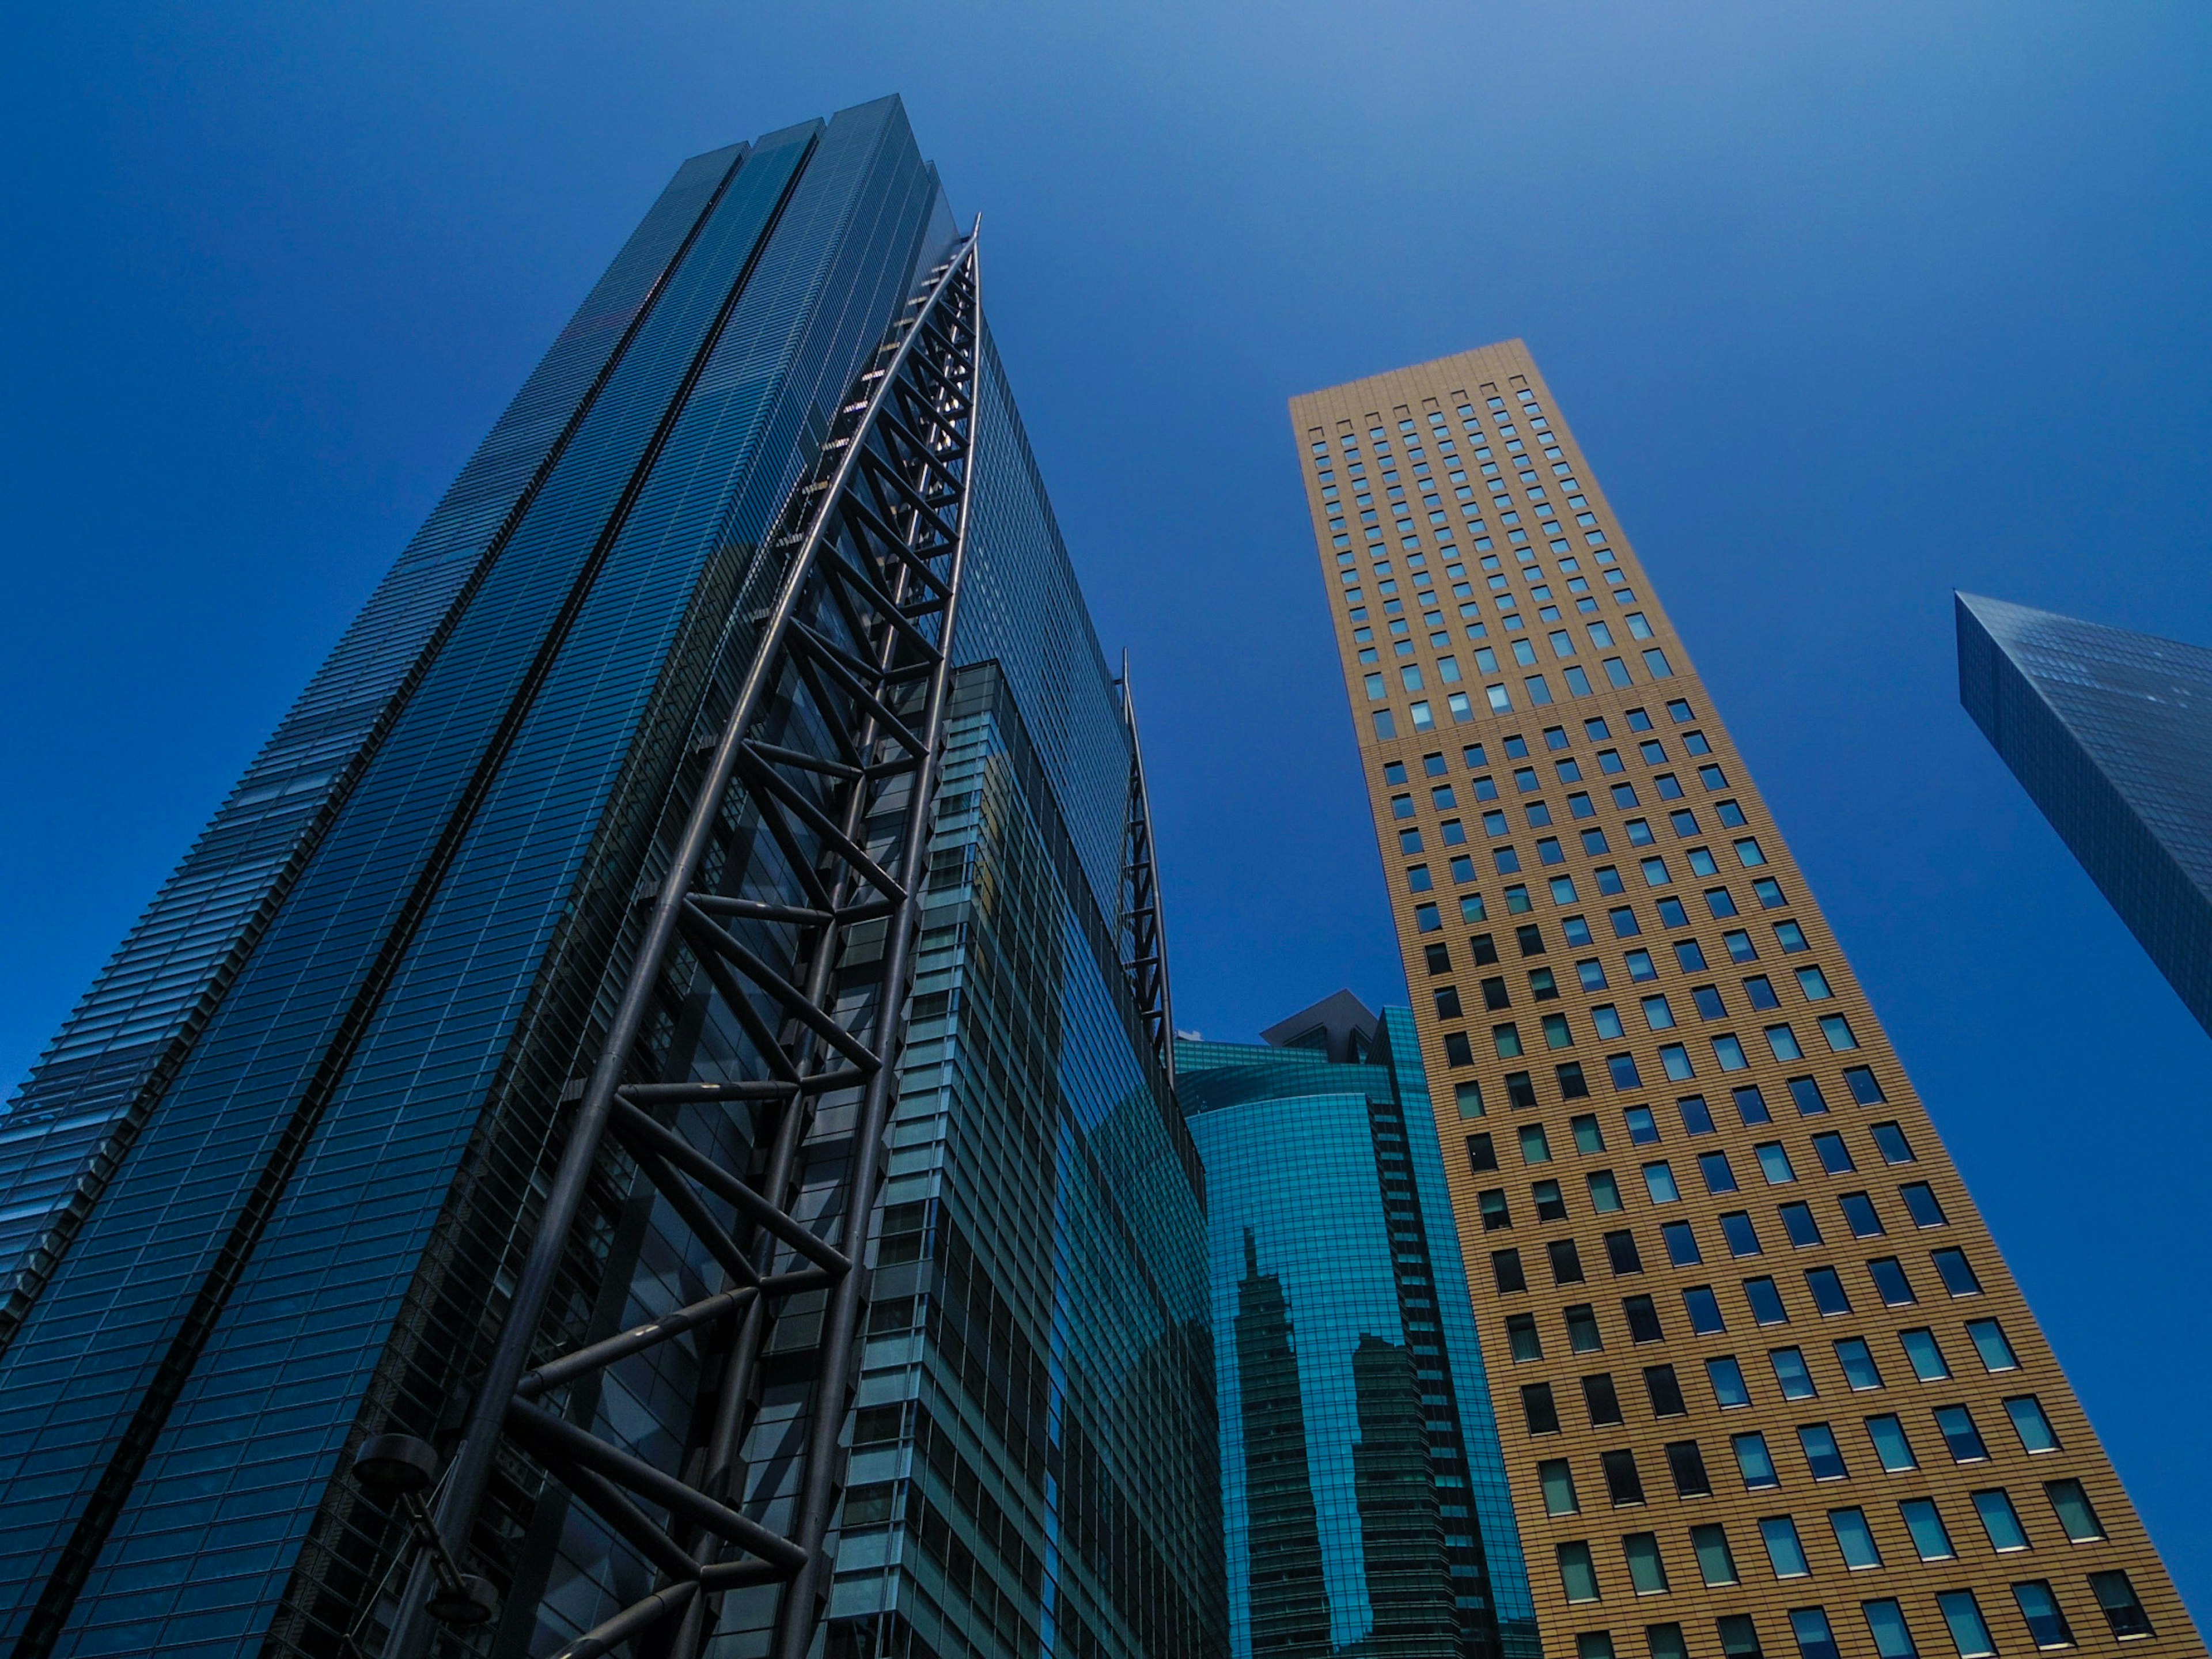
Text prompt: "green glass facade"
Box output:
[[1180, 1009, 1536, 1659]]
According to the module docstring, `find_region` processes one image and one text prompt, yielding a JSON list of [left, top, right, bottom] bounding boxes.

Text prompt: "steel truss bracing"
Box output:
[[373, 232, 983, 1659], [1116, 659, 1177, 1085]]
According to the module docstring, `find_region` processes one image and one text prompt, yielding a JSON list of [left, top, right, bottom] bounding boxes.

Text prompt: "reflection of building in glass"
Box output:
[[1181, 999, 1536, 1659], [1235, 1230, 1332, 1656], [1958, 592, 2212, 1039]]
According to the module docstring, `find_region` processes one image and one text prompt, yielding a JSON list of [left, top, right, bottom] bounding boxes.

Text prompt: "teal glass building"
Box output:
[[1957, 592, 2212, 1039], [0, 97, 1222, 1659], [1178, 999, 1535, 1659]]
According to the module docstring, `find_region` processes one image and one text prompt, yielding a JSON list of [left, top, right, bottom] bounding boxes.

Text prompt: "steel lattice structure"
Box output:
[[1116, 662, 1177, 1086], [372, 231, 984, 1659]]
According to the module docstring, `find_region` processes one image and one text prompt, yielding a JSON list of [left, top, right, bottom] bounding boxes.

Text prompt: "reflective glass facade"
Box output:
[[1179, 1006, 1535, 1659], [0, 96, 1222, 1659], [836, 664, 1222, 1659], [1957, 592, 2212, 1039]]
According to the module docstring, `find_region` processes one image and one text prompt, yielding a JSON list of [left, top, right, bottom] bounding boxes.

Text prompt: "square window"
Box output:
[[1721, 1211, 1763, 1257]]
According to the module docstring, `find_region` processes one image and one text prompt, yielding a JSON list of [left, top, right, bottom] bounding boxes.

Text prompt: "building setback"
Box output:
[[1179, 997, 1536, 1659], [0, 96, 1224, 1659], [1290, 345, 2200, 1659], [1957, 592, 2212, 1041]]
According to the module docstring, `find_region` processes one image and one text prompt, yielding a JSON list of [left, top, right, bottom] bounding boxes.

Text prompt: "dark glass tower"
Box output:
[[0, 97, 1222, 1659], [1177, 1001, 1536, 1659], [1958, 591, 2212, 1039]]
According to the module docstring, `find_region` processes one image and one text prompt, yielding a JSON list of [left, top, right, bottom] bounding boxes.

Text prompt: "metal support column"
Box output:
[[372, 230, 983, 1659]]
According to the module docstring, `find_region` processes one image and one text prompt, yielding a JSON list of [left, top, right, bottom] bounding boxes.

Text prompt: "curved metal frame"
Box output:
[[378, 230, 983, 1659]]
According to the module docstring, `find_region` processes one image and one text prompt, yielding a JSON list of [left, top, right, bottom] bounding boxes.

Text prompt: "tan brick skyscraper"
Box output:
[[1290, 343, 2201, 1659]]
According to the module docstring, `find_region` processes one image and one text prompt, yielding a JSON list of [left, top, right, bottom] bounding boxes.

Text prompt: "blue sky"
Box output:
[[4, 0, 2208, 1617]]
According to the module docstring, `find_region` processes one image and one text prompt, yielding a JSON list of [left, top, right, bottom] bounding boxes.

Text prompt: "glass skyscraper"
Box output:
[[1957, 592, 2212, 1040], [1178, 997, 1536, 1659], [0, 96, 1222, 1659]]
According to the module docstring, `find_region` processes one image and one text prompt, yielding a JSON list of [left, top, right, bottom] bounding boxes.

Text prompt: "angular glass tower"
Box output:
[[0, 97, 1222, 1659], [1957, 592, 2212, 1040], [1178, 997, 1536, 1659], [1290, 347, 2199, 1659]]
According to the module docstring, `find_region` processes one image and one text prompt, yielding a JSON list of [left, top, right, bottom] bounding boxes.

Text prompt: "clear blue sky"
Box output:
[[5, 0, 2208, 1618]]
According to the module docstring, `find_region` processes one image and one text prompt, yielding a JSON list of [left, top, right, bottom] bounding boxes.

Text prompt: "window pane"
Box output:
[[1900, 1498, 1955, 1561], [1938, 1591, 1995, 1658], [1791, 1608, 1841, 1659], [2011, 1582, 2073, 1650], [1972, 1488, 2029, 1551], [2046, 1478, 2105, 1541], [1759, 1516, 1809, 1578], [1966, 1319, 2017, 1372], [1560, 1541, 1601, 1601], [1865, 1414, 1917, 1472], [1691, 1523, 1739, 1586], [2089, 1571, 2153, 1639], [1862, 1600, 1919, 1659], [1733, 1431, 1779, 1489], [1829, 1506, 1882, 1569], [1541, 1459, 1580, 1515], [1624, 1532, 1669, 1594], [2004, 1396, 2058, 1454]]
